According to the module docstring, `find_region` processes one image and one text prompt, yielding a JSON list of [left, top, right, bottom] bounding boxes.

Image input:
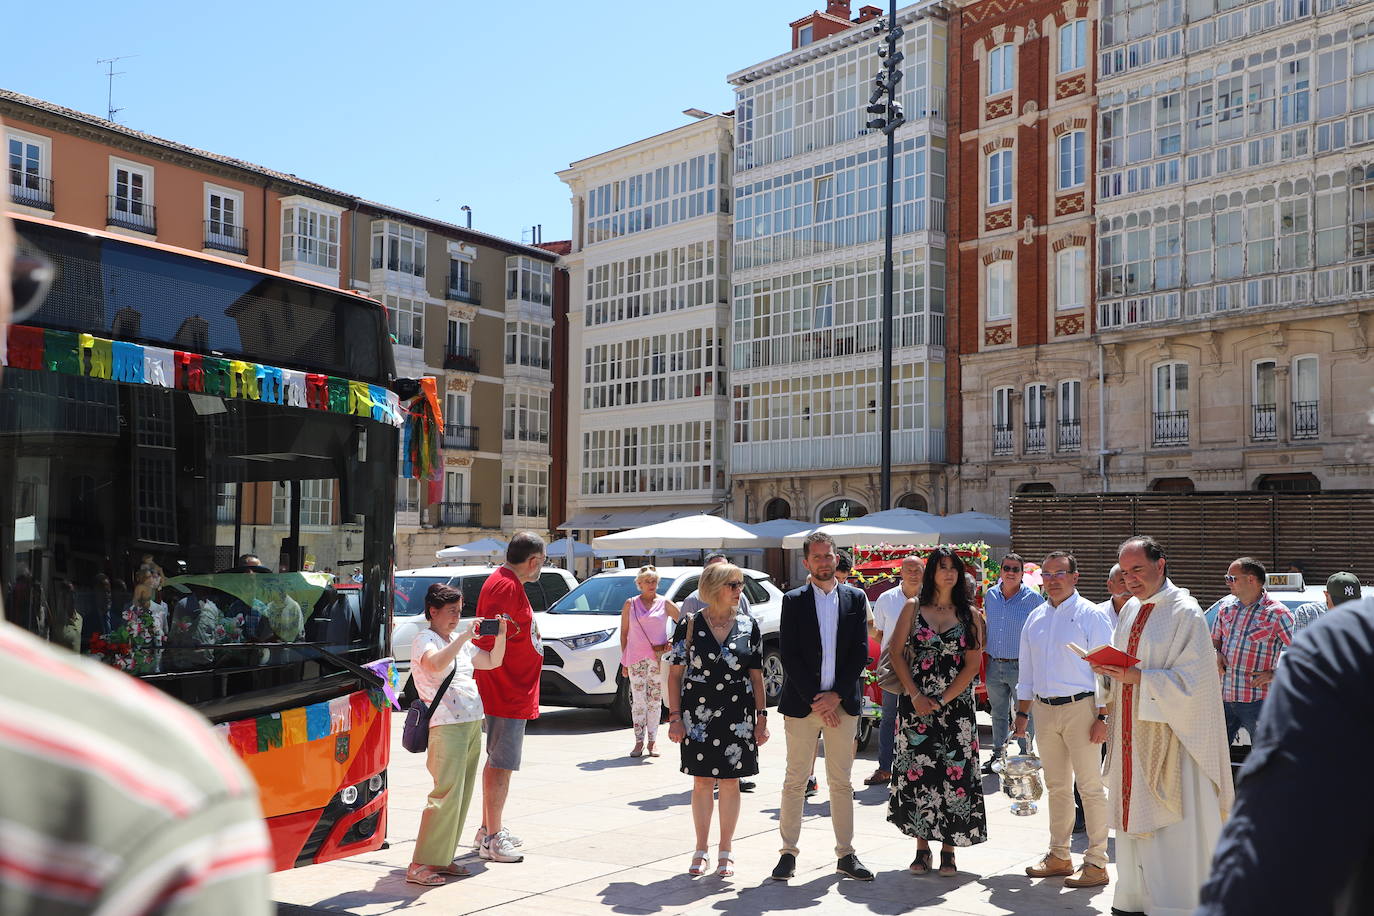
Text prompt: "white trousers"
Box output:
[[1113, 753, 1224, 916]]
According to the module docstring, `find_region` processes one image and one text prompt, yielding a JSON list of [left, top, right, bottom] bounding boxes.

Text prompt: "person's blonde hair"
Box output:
[[698, 562, 741, 605], [635, 564, 659, 585]]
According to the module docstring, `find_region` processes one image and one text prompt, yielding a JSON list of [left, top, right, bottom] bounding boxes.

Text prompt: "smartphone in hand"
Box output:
[[477, 617, 501, 636]]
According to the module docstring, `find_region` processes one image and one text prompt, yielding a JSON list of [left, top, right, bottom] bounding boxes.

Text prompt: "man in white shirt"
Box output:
[[1099, 564, 1131, 624], [1014, 551, 1115, 890], [863, 555, 923, 786]]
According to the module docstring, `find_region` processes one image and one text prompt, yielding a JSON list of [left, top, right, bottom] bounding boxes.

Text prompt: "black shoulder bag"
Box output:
[[401, 666, 457, 754]]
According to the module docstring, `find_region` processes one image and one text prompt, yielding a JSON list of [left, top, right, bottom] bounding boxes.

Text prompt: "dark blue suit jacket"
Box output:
[[777, 582, 870, 719]]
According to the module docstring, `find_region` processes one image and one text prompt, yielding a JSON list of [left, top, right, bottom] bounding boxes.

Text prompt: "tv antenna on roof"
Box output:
[[97, 55, 137, 122]]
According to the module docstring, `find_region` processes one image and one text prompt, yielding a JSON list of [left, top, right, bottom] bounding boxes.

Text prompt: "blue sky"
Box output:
[[1, 0, 816, 245]]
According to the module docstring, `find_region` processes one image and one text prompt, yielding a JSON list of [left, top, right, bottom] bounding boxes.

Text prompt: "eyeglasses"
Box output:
[[1042, 571, 1073, 580], [1224, 574, 1239, 583], [725, 581, 745, 589], [10, 245, 56, 323], [1001, 565, 1023, 573]]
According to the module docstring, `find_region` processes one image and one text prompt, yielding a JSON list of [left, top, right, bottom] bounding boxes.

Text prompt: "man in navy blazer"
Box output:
[[772, 532, 874, 882]]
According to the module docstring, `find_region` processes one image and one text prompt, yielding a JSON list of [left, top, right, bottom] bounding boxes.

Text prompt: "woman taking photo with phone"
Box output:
[[619, 565, 680, 758], [407, 583, 508, 886]]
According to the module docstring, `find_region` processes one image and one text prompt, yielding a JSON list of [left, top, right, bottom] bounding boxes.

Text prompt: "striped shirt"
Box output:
[[984, 583, 1044, 660], [0, 619, 272, 916]]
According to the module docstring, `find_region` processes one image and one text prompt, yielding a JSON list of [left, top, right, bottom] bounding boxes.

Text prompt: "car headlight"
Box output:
[[559, 629, 615, 651]]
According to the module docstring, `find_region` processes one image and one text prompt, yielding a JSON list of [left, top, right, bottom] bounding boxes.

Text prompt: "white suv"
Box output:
[[391, 565, 578, 670], [535, 566, 784, 724]]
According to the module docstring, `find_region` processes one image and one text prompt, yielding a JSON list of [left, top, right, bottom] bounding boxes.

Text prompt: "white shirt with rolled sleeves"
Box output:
[[1016, 590, 1115, 705], [873, 584, 916, 653], [812, 581, 840, 692]]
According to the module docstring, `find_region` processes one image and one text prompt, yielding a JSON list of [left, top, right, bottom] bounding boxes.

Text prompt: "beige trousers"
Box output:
[[779, 711, 857, 858], [1033, 696, 1109, 867]]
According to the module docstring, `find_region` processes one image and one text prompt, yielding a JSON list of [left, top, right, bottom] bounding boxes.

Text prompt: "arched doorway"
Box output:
[[817, 498, 868, 523], [1151, 477, 1195, 493], [1256, 473, 1320, 492], [897, 493, 928, 511], [764, 497, 792, 520], [1016, 483, 1056, 496]]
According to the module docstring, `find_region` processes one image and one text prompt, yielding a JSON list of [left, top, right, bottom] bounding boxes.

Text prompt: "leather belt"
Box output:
[[990, 657, 1017, 663], [1035, 691, 1094, 706]]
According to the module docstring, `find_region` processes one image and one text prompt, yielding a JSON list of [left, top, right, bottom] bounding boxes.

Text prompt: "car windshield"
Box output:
[[548, 575, 676, 615], [395, 576, 452, 617]]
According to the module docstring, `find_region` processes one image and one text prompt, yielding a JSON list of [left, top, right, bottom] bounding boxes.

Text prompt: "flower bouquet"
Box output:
[[89, 627, 133, 671]]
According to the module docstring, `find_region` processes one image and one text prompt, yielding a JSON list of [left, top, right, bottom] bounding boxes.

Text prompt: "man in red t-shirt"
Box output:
[[472, 531, 546, 863]]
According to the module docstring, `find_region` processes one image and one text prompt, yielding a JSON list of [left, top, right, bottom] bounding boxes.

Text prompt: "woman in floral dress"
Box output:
[[886, 546, 987, 876], [666, 562, 769, 878]]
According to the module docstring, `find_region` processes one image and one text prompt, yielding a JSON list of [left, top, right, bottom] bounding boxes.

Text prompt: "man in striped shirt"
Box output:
[[0, 199, 272, 915]]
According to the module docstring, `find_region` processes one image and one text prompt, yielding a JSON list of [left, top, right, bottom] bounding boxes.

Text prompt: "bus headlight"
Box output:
[[340, 785, 359, 806], [368, 774, 384, 793]]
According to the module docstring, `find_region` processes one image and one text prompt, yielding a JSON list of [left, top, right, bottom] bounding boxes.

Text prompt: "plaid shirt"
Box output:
[[1211, 591, 1295, 703]]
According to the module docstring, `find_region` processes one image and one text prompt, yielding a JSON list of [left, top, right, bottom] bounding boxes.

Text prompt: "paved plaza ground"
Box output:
[[273, 707, 1118, 915]]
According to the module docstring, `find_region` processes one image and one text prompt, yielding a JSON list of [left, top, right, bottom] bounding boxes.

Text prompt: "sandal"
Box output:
[[910, 848, 932, 875], [436, 861, 471, 877], [646, 744, 661, 757], [630, 740, 644, 758], [688, 849, 709, 876], [717, 851, 735, 878], [939, 849, 957, 876], [405, 864, 446, 886]]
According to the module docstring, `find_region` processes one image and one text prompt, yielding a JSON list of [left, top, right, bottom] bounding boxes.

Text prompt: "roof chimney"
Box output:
[[855, 5, 882, 23], [827, 0, 852, 18]]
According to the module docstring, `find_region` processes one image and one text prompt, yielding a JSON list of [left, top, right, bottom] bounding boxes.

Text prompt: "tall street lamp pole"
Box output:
[[866, 0, 905, 511]]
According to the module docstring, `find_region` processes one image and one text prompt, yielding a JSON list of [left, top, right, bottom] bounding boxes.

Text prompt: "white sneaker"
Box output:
[[473, 825, 522, 849], [480, 828, 524, 863]]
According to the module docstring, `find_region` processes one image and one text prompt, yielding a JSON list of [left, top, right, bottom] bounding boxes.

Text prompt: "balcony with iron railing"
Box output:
[[204, 221, 248, 255], [1057, 419, 1082, 452], [442, 424, 479, 450], [1024, 422, 1046, 454], [1152, 410, 1189, 447], [439, 501, 481, 528], [444, 345, 480, 373], [9, 173, 53, 210], [1292, 401, 1319, 439], [107, 195, 155, 233], [992, 425, 1013, 456], [1252, 404, 1277, 441], [446, 277, 482, 305]]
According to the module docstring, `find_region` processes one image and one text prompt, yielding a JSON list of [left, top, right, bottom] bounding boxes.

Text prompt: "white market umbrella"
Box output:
[[742, 518, 818, 548], [545, 537, 615, 559], [781, 508, 942, 549], [435, 537, 508, 561], [941, 511, 1012, 548], [591, 514, 760, 552]]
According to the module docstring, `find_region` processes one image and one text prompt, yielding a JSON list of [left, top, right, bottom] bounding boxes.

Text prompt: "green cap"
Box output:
[[1326, 572, 1361, 604]]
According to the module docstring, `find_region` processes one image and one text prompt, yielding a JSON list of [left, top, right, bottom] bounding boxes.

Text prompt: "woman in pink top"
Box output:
[[619, 565, 680, 758]]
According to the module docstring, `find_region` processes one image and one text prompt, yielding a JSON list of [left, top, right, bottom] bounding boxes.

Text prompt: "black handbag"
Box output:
[[401, 666, 457, 754]]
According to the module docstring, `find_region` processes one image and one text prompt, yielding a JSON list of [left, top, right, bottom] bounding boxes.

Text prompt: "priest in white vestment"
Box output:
[[1091, 536, 1233, 916]]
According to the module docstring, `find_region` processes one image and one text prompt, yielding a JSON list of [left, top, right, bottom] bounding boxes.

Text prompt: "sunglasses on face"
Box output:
[[10, 245, 55, 323], [725, 580, 745, 589], [1001, 565, 1022, 573]]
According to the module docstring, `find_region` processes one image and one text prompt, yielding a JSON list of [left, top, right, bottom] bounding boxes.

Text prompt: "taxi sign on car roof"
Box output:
[[1267, 572, 1304, 591]]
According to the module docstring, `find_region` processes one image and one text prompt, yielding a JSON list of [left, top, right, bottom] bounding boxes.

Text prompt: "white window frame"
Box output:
[[371, 221, 427, 278], [989, 44, 1015, 96], [1055, 247, 1086, 311], [1058, 130, 1086, 189], [444, 390, 469, 427], [6, 127, 51, 202], [1253, 359, 1277, 407], [1025, 383, 1047, 427], [1291, 354, 1319, 403], [1153, 361, 1189, 413], [385, 295, 425, 350], [109, 156, 155, 228], [446, 317, 472, 353], [1059, 20, 1088, 74], [1059, 379, 1081, 423], [993, 386, 1015, 429], [988, 149, 1013, 205], [272, 479, 334, 529], [204, 183, 244, 245], [444, 469, 469, 505], [986, 260, 1014, 321], [280, 198, 341, 270]]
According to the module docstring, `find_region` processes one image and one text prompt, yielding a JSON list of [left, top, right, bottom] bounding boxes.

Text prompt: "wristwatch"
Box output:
[[755, 709, 768, 717], [1096, 714, 1109, 722]]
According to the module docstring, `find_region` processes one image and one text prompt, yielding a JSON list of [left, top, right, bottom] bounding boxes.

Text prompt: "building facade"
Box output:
[[1083, 0, 1374, 497], [2, 89, 561, 570], [556, 116, 734, 547], [728, 0, 950, 530], [947, 0, 1101, 511]]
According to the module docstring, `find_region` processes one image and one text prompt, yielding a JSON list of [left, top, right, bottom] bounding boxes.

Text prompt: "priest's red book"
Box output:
[[1067, 642, 1140, 668]]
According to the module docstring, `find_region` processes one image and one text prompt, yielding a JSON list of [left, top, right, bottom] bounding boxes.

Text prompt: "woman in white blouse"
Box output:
[[407, 583, 507, 886]]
